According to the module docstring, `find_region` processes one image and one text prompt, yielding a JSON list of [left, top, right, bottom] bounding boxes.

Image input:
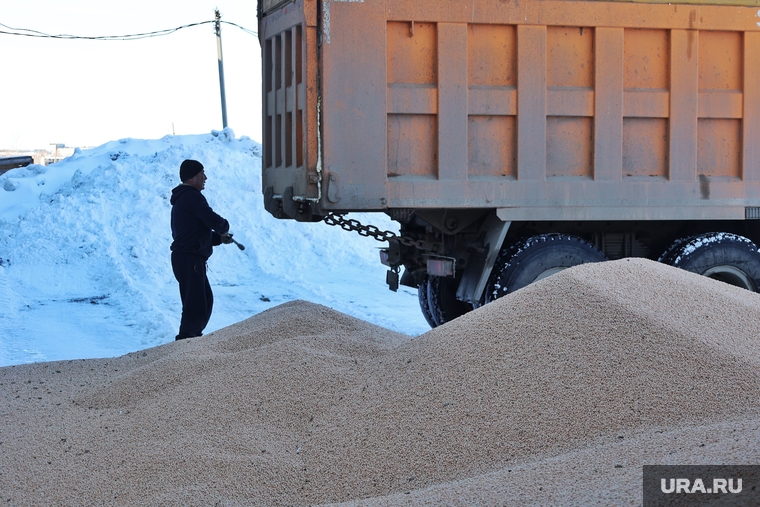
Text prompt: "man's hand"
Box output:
[[221, 233, 234, 244]]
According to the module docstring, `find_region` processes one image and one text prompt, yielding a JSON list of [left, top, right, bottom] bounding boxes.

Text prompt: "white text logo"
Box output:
[[660, 478, 742, 494]]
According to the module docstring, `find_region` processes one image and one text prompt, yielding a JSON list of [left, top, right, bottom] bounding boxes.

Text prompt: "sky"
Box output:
[[1, 1, 262, 151], [0, 131, 430, 367]]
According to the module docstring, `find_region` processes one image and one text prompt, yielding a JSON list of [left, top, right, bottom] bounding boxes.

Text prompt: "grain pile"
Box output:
[[2, 258, 760, 506]]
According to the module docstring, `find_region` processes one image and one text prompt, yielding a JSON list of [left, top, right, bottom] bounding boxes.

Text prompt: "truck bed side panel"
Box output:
[[262, 0, 760, 218]]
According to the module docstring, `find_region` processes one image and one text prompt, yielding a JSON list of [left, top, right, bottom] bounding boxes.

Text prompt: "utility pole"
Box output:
[[214, 9, 228, 128]]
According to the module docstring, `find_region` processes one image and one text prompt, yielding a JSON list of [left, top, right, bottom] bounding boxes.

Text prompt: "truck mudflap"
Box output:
[[456, 213, 511, 305]]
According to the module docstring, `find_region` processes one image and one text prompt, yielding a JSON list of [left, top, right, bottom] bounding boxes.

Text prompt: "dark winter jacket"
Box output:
[[170, 184, 230, 259]]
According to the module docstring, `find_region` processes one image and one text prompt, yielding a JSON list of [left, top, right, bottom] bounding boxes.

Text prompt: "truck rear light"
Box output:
[[380, 250, 390, 266], [427, 258, 455, 278]]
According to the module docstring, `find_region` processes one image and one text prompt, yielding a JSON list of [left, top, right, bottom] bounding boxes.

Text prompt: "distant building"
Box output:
[[42, 143, 76, 165]]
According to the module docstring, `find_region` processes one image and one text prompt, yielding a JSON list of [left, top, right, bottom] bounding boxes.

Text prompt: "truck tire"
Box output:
[[425, 275, 473, 327], [417, 278, 438, 328], [657, 235, 693, 266], [485, 234, 607, 304], [658, 233, 760, 291]]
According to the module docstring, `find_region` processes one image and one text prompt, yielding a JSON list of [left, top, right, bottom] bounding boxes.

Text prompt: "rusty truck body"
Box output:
[[258, 0, 760, 326]]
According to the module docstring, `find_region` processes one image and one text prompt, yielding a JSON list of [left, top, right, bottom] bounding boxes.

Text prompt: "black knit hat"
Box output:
[[180, 159, 204, 182]]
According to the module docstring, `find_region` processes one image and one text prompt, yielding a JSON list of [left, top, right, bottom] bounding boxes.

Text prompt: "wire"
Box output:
[[0, 19, 257, 41], [221, 20, 258, 37]]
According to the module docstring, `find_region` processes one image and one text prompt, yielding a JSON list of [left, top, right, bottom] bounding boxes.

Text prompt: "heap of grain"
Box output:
[[2, 258, 760, 506]]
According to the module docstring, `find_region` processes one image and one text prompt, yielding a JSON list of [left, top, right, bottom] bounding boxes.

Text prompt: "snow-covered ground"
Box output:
[[0, 130, 429, 366]]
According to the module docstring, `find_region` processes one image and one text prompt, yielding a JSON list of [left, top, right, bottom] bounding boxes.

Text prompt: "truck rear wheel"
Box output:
[[485, 234, 607, 304], [417, 276, 473, 328], [658, 233, 760, 291], [417, 278, 438, 328]]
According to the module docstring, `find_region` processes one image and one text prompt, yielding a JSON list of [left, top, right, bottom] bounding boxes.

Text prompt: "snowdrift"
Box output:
[[0, 131, 427, 366]]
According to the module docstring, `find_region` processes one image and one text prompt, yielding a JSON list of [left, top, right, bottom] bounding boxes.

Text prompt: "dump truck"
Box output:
[[257, 0, 760, 327]]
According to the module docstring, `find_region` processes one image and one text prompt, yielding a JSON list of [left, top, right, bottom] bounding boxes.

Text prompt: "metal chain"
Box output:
[[322, 213, 435, 251]]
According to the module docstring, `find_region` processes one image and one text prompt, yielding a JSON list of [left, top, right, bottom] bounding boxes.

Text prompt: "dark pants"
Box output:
[[171, 251, 213, 340]]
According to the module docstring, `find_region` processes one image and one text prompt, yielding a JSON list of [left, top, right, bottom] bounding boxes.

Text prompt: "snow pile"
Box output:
[[0, 130, 427, 366]]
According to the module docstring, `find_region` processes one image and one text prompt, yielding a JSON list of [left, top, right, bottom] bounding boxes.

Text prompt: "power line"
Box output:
[[0, 19, 257, 41], [221, 20, 258, 37]]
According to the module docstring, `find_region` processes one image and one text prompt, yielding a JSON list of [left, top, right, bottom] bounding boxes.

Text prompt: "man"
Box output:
[[170, 159, 233, 340]]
